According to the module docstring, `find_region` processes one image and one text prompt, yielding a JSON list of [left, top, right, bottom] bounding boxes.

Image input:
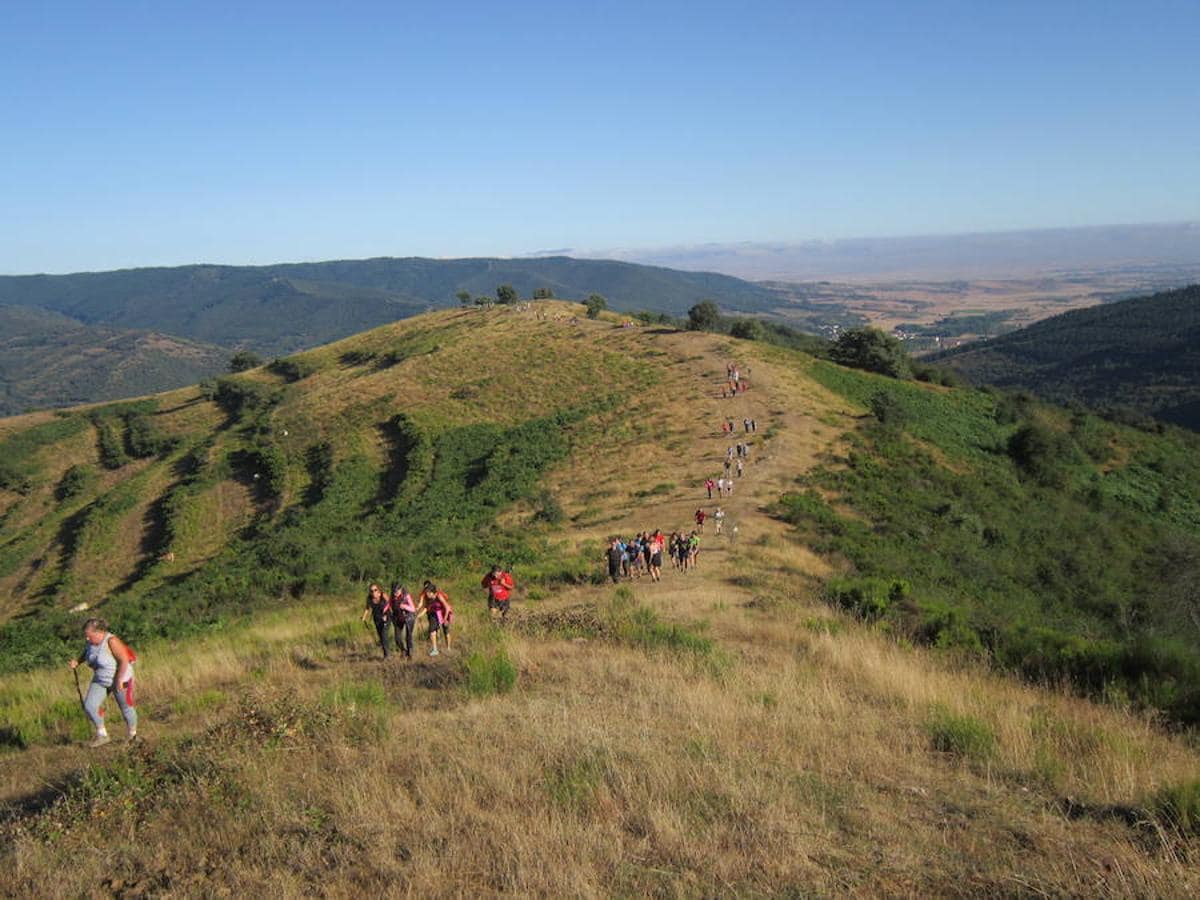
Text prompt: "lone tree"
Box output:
[[687, 300, 721, 331], [496, 284, 519, 305], [532, 287, 554, 300], [585, 293, 607, 319], [228, 350, 263, 373], [456, 290, 471, 306], [828, 327, 912, 379]]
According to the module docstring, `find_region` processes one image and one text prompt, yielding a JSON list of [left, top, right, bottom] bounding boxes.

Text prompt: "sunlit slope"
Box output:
[[0, 303, 827, 664], [1, 301, 1198, 895]]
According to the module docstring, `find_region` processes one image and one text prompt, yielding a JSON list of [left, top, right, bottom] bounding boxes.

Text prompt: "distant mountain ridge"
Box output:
[[0, 255, 781, 414], [0, 256, 780, 355], [935, 284, 1200, 429]]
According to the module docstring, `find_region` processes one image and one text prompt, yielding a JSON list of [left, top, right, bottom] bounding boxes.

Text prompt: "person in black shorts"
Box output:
[[606, 537, 625, 583]]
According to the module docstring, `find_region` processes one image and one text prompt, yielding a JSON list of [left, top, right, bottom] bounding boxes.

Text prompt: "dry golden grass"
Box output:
[[1, 308, 1198, 896]]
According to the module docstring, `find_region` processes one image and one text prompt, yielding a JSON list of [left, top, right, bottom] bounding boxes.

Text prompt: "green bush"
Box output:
[[93, 416, 129, 469], [926, 707, 996, 761], [1151, 779, 1200, 836], [463, 646, 518, 697], [268, 356, 321, 382], [829, 327, 912, 379], [55, 464, 95, 502]]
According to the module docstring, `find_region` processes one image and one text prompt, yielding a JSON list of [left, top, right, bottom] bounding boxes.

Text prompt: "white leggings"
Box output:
[[83, 679, 137, 733]]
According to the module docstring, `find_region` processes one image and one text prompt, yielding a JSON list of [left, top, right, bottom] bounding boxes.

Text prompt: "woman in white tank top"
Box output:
[[68, 617, 138, 747]]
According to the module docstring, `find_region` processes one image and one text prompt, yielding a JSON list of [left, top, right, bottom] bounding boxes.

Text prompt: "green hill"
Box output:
[[0, 256, 781, 355], [0, 256, 784, 415], [1, 304, 1199, 895], [0, 305, 230, 417], [934, 284, 1200, 429]]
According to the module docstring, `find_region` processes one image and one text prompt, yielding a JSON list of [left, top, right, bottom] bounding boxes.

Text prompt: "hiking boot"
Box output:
[[429, 647, 439, 657], [88, 734, 110, 748], [127, 732, 139, 742]]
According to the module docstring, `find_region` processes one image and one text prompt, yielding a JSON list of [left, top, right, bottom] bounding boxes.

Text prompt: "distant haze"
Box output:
[[578, 223, 1200, 282]]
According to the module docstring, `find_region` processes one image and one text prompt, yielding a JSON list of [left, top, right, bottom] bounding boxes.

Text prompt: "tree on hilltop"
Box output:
[[585, 294, 607, 319], [456, 290, 471, 306], [228, 350, 263, 373], [687, 300, 721, 331], [532, 287, 554, 300], [496, 284, 519, 305]]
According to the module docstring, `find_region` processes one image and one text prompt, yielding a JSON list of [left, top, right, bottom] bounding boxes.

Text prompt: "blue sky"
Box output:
[[2, 0, 1197, 273]]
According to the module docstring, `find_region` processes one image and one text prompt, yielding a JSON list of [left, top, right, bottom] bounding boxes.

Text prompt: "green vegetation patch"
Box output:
[[778, 362, 1200, 725]]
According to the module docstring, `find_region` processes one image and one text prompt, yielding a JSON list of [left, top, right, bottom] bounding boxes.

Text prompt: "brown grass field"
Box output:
[[1, 304, 1198, 897]]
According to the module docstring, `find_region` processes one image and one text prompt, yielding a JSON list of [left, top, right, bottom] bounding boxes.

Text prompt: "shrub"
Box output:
[[228, 350, 262, 373], [1151, 779, 1200, 836], [268, 356, 320, 382], [55, 464, 95, 501], [213, 377, 279, 419], [868, 391, 908, 429], [926, 707, 996, 761], [1007, 420, 1076, 486], [463, 646, 518, 697], [730, 318, 766, 341], [93, 417, 129, 469]]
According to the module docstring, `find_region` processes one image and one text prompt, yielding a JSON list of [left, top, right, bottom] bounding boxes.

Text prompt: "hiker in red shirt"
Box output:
[[482, 564, 515, 623], [695, 508, 707, 532]]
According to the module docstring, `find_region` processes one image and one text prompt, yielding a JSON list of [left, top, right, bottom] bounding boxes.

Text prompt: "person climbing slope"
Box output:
[[391, 583, 417, 659], [68, 617, 138, 747], [361, 582, 392, 659], [418, 582, 454, 656], [482, 564, 515, 622]]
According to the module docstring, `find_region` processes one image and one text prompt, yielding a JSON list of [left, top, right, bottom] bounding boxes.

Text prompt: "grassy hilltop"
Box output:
[[1, 302, 1199, 895]]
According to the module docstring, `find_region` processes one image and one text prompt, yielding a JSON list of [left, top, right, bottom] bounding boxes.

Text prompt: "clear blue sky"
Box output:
[[2, 0, 1197, 273]]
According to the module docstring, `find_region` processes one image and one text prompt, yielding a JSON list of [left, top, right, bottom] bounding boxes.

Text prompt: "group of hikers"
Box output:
[[361, 566, 515, 660], [604, 527, 708, 583]]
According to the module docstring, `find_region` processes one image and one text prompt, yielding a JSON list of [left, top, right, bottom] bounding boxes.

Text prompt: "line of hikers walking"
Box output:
[[360, 566, 515, 660]]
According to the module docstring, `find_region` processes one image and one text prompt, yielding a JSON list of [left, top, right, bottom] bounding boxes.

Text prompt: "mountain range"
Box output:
[[0, 256, 781, 414]]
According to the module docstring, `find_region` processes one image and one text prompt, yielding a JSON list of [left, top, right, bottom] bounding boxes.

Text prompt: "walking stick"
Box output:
[[72, 665, 86, 714]]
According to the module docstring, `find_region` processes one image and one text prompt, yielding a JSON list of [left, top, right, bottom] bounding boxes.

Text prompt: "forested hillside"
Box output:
[[0, 256, 780, 355], [0, 306, 229, 417], [935, 285, 1200, 429]]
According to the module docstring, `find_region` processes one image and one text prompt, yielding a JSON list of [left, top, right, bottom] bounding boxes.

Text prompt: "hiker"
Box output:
[[705, 477, 715, 500], [675, 532, 690, 571], [736, 458, 744, 478], [627, 535, 644, 578], [688, 531, 701, 568], [391, 584, 417, 659], [695, 508, 707, 532], [717, 476, 727, 498], [743, 417, 751, 433], [606, 537, 624, 583], [68, 617, 137, 747], [750, 419, 757, 433], [714, 506, 725, 534], [482, 564, 515, 623], [417, 581, 453, 656], [361, 582, 391, 659], [641, 531, 653, 574], [649, 530, 664, 582]]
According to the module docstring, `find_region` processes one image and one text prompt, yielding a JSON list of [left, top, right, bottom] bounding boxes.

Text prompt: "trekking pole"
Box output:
[[72, 666, 86, 714]]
